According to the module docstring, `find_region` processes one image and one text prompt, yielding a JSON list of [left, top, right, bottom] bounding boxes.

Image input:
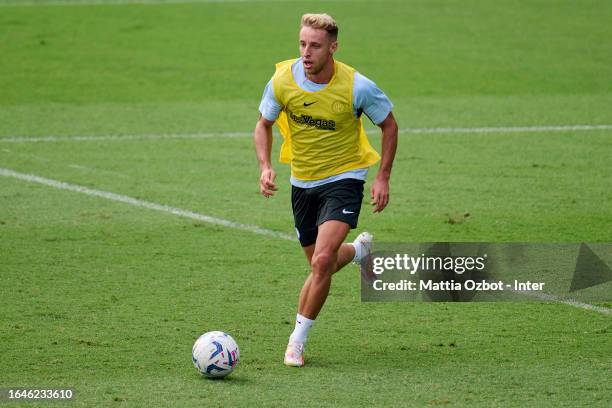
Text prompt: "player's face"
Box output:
[[299, 26, 337, 76]]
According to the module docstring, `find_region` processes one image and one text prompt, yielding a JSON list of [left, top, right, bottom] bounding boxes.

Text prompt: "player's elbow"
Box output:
[[378, 112, 398, 135], [386, 119, 398, 136]]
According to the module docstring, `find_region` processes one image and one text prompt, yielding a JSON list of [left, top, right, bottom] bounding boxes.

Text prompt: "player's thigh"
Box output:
[[313, 220, 351, 257], [317, 179, 365, 230], [302, 244, 315, 264]]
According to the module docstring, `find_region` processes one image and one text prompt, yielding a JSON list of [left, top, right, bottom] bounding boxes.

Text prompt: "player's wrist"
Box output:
[[259, 162, 273, 172], [375, 170, 391, 182]]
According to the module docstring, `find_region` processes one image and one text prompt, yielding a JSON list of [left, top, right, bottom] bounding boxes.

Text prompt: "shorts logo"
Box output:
[[342, 209, 355, 214], [332, 100, 347, 113]]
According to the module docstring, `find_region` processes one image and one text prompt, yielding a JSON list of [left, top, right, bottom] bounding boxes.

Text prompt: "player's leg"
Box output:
[[302, 241, 355, 270], [319, 178, 368, 276], [302, 243, 315, 264], [287, 184, 318, 367], [285, 221, 350, 367], [285, 179, 366, 367], [297, 244, 315, 315], [297, 235, 357, 313], [300, 220, 350, 319], [336, 242, 357, 271], [296, 178, 366, 318]]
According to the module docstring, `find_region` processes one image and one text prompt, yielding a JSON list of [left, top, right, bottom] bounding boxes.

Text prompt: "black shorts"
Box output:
[[291, 178, 365, 247]]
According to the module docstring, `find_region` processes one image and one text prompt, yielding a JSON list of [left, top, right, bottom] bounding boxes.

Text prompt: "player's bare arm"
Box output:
[[371, 111, 398, 213], [254, 114, 277, 197]]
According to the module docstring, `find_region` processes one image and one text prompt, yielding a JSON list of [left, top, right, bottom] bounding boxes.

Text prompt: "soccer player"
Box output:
[[254, 13, 398, 367]]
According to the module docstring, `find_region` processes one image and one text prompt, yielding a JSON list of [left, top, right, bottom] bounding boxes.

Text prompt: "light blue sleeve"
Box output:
[[353, 72, 393, 125], [258, 79, 282, 122]]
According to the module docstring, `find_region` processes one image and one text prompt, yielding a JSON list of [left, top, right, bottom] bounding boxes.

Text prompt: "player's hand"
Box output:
[[259, 168, 277, 198], [370, 176, 389, 213]]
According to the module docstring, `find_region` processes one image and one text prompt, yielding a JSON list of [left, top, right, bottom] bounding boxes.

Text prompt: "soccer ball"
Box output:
[[192, 331, 240, 378]]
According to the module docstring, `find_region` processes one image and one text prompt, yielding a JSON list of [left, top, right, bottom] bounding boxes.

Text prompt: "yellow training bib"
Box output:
[[272, 59, 380, 180]]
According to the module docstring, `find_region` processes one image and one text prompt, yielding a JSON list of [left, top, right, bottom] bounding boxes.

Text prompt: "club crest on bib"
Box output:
[[332, 100, 348, 113]]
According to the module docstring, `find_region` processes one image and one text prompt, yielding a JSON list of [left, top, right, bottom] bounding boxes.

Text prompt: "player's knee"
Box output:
[[311, 250, 335, 275]]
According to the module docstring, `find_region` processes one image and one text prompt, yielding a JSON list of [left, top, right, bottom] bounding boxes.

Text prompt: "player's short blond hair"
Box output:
[[301, 13, 338, 40]]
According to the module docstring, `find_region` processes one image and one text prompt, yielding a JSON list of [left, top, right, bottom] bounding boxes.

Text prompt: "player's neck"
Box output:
[[306, 59, 335, 84]]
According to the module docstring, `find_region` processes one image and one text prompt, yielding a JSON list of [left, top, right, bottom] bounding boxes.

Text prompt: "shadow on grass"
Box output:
[[196, 374, 250, 385]]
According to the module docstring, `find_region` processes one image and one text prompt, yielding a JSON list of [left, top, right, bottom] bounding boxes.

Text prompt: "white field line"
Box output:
[[0, 0, 317, 6], [513, 289, 612, 316], [0, 167, 296, 242], [400, 124, 612, 134], [2, 124, 612, 143], [0, 132, 251, 143], [1, 167, 610, 315]]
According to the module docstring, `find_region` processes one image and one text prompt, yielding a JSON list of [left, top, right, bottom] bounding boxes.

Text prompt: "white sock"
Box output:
[[351, 242, 362, 263], [289, 313, 314, 344]]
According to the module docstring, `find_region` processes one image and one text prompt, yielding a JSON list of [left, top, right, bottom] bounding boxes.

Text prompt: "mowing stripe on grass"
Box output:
[[0, 167, 297, 242], [1, 124, 612, 143], [1, 167, 610, 315]]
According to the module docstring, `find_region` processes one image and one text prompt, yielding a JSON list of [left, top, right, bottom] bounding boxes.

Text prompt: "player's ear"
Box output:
[[329, 40, 338, 54]]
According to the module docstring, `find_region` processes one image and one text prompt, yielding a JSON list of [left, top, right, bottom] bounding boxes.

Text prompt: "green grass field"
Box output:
[[1, 0, 611, 406]]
